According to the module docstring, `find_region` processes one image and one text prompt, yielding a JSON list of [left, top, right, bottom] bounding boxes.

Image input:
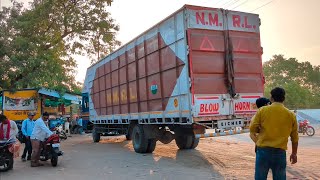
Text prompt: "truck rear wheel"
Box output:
[[175, 134, 199, 150], [92, 129, 101, 143], [132, 125, 149, 153], [146, 139, 157, 153]]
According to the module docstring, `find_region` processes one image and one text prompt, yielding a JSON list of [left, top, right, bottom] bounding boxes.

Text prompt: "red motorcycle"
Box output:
[[299, 120, 315, 136], [40, 134, 63, 166]]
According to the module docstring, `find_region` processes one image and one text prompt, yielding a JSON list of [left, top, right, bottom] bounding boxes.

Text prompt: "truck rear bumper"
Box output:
[[195, 129, 249, 138]]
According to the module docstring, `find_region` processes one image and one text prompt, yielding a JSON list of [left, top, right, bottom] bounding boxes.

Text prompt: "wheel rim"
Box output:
[[307, 127, 314, 135]]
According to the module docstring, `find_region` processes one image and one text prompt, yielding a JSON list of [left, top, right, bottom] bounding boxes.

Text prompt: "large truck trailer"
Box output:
[[82, 4, 264, 153]]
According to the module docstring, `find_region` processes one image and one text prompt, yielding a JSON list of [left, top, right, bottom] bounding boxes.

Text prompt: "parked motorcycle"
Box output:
[[40, 134, 63, 167], [0, 138, 15, 172], [298, 119, 315, 136], [51, 123, 67, 140]]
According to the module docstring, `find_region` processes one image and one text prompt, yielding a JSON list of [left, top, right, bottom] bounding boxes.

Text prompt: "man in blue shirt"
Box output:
[[30, 112, 53, 167], [21, 112, 36, 161]]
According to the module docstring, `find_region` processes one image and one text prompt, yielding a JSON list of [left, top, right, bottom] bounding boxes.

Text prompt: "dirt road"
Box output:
[[1, 131, 319, 180]]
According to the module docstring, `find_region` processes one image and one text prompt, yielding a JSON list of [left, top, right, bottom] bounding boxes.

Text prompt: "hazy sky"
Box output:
[[2, 0, 320, 82]]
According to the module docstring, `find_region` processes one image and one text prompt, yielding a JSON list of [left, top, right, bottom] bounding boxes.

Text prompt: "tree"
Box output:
[[263, 55, 320, 109], [0, 0, 120, 92]]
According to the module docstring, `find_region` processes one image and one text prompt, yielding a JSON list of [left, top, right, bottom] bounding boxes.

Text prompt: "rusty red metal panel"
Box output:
[[146, 36, 159, 55], [107, 107, 112, 115], [119, 67, 127, 85], [93, 79, 99, 94], [94, 93, 100, 109], [105, 74, 111, 89], [193, 74, 227, 94], [192, 51, 225, 74], [106, 89, 112, 106], [189, 30, 225, 52], [129, 103, 138, 113], [120, 84, 128, 104], [147, 74, 162, 100], [128, 62, 137, 82], [140, 102, 148, 112], [234, 74, 263, 93], [127, 48, 135, 63], [99, 65, 105, 77], [105, 62, 111, 74], [112, 87, 119, 105], [161, 68, 177, 98], [111, 58, 119, 71], [100, 90, 107, 108], [188, 29, 227, 95], [146, 51, 160, 75], [121, 104, 128, 114], [137, 43, 145, 59], [119, 54, 126, 67], [111, 70, 119, 87], [128, 81, 138, 103], [233, 54, 262, 74], [99, 76, 105, 92], [160, 47, 176, 71], [113, 105, 120, 114], [138, 58, 146, 78], [100, 108, 107, 115], [138, 78, 147, 101], [148, 99, 162, 111]]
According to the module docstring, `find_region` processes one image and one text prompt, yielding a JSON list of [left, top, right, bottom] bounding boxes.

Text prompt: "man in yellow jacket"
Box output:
[[250, 87, 299, 180]]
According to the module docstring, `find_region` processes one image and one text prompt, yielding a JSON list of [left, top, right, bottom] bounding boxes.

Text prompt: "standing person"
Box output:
[[64, 117, 71, 137], [250, 87, 299, 180], [21, 112, 36, 162], [30, 112, 53, 167], [0, 114, 19, 140], [249, 97, 271, 153], [77, 116, 83, 134]]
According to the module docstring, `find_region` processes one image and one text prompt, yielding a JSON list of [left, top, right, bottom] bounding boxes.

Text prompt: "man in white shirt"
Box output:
[[0, 114, 19, 141], [30, 112, 53, 167]]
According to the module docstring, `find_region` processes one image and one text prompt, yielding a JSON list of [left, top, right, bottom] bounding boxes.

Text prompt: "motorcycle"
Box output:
[[0, 138, 15, 172], [40, 134, 63, 167], [298, 119, 315, 136], [51, 123, 68, 140]]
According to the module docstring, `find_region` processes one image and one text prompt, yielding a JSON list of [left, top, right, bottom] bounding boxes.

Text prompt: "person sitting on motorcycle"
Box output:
[[0, 114, 19, 141], [30, 112, 53, 167]]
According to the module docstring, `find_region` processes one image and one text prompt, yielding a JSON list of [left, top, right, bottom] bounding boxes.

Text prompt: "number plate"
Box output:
[[52, 143, 60, 148], [217, 119, 244, 129]]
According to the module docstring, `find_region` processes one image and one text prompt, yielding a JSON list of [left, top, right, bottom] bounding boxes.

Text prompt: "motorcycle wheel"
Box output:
[[51, 156, 58, 167], [0, 153, 13, 172], [60, 132, 67, 140], [306, 127, 315, 136]]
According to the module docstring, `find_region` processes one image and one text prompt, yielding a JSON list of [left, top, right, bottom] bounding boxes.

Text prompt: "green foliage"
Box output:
[[263, 55, 320, 109], [0, 0, 119, 93]]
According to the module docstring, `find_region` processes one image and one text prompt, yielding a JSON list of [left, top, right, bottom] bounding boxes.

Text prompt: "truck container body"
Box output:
[[83, 5, 264, 153]]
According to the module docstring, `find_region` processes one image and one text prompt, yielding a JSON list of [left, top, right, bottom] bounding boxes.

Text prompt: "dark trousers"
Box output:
[[255, 147, 286, 180], [22, 138, 32, 159]]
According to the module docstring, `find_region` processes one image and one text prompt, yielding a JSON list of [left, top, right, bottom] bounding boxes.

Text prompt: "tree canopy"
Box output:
[[0, 0, 120, 93], [263, 55, 320, 109]]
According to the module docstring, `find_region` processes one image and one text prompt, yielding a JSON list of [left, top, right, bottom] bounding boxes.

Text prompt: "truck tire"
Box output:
[[132, 125, 149, 153], [146, 139, 157, 153], [92, 129, 101, 143], [175, 134, 199, 149]]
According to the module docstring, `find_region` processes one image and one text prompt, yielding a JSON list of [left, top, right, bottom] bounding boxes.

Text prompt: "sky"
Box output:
[[2, 0, 320, 83]]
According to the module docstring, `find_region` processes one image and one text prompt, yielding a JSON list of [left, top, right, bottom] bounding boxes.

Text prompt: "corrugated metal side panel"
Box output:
[[84, 9, 191, 122]]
